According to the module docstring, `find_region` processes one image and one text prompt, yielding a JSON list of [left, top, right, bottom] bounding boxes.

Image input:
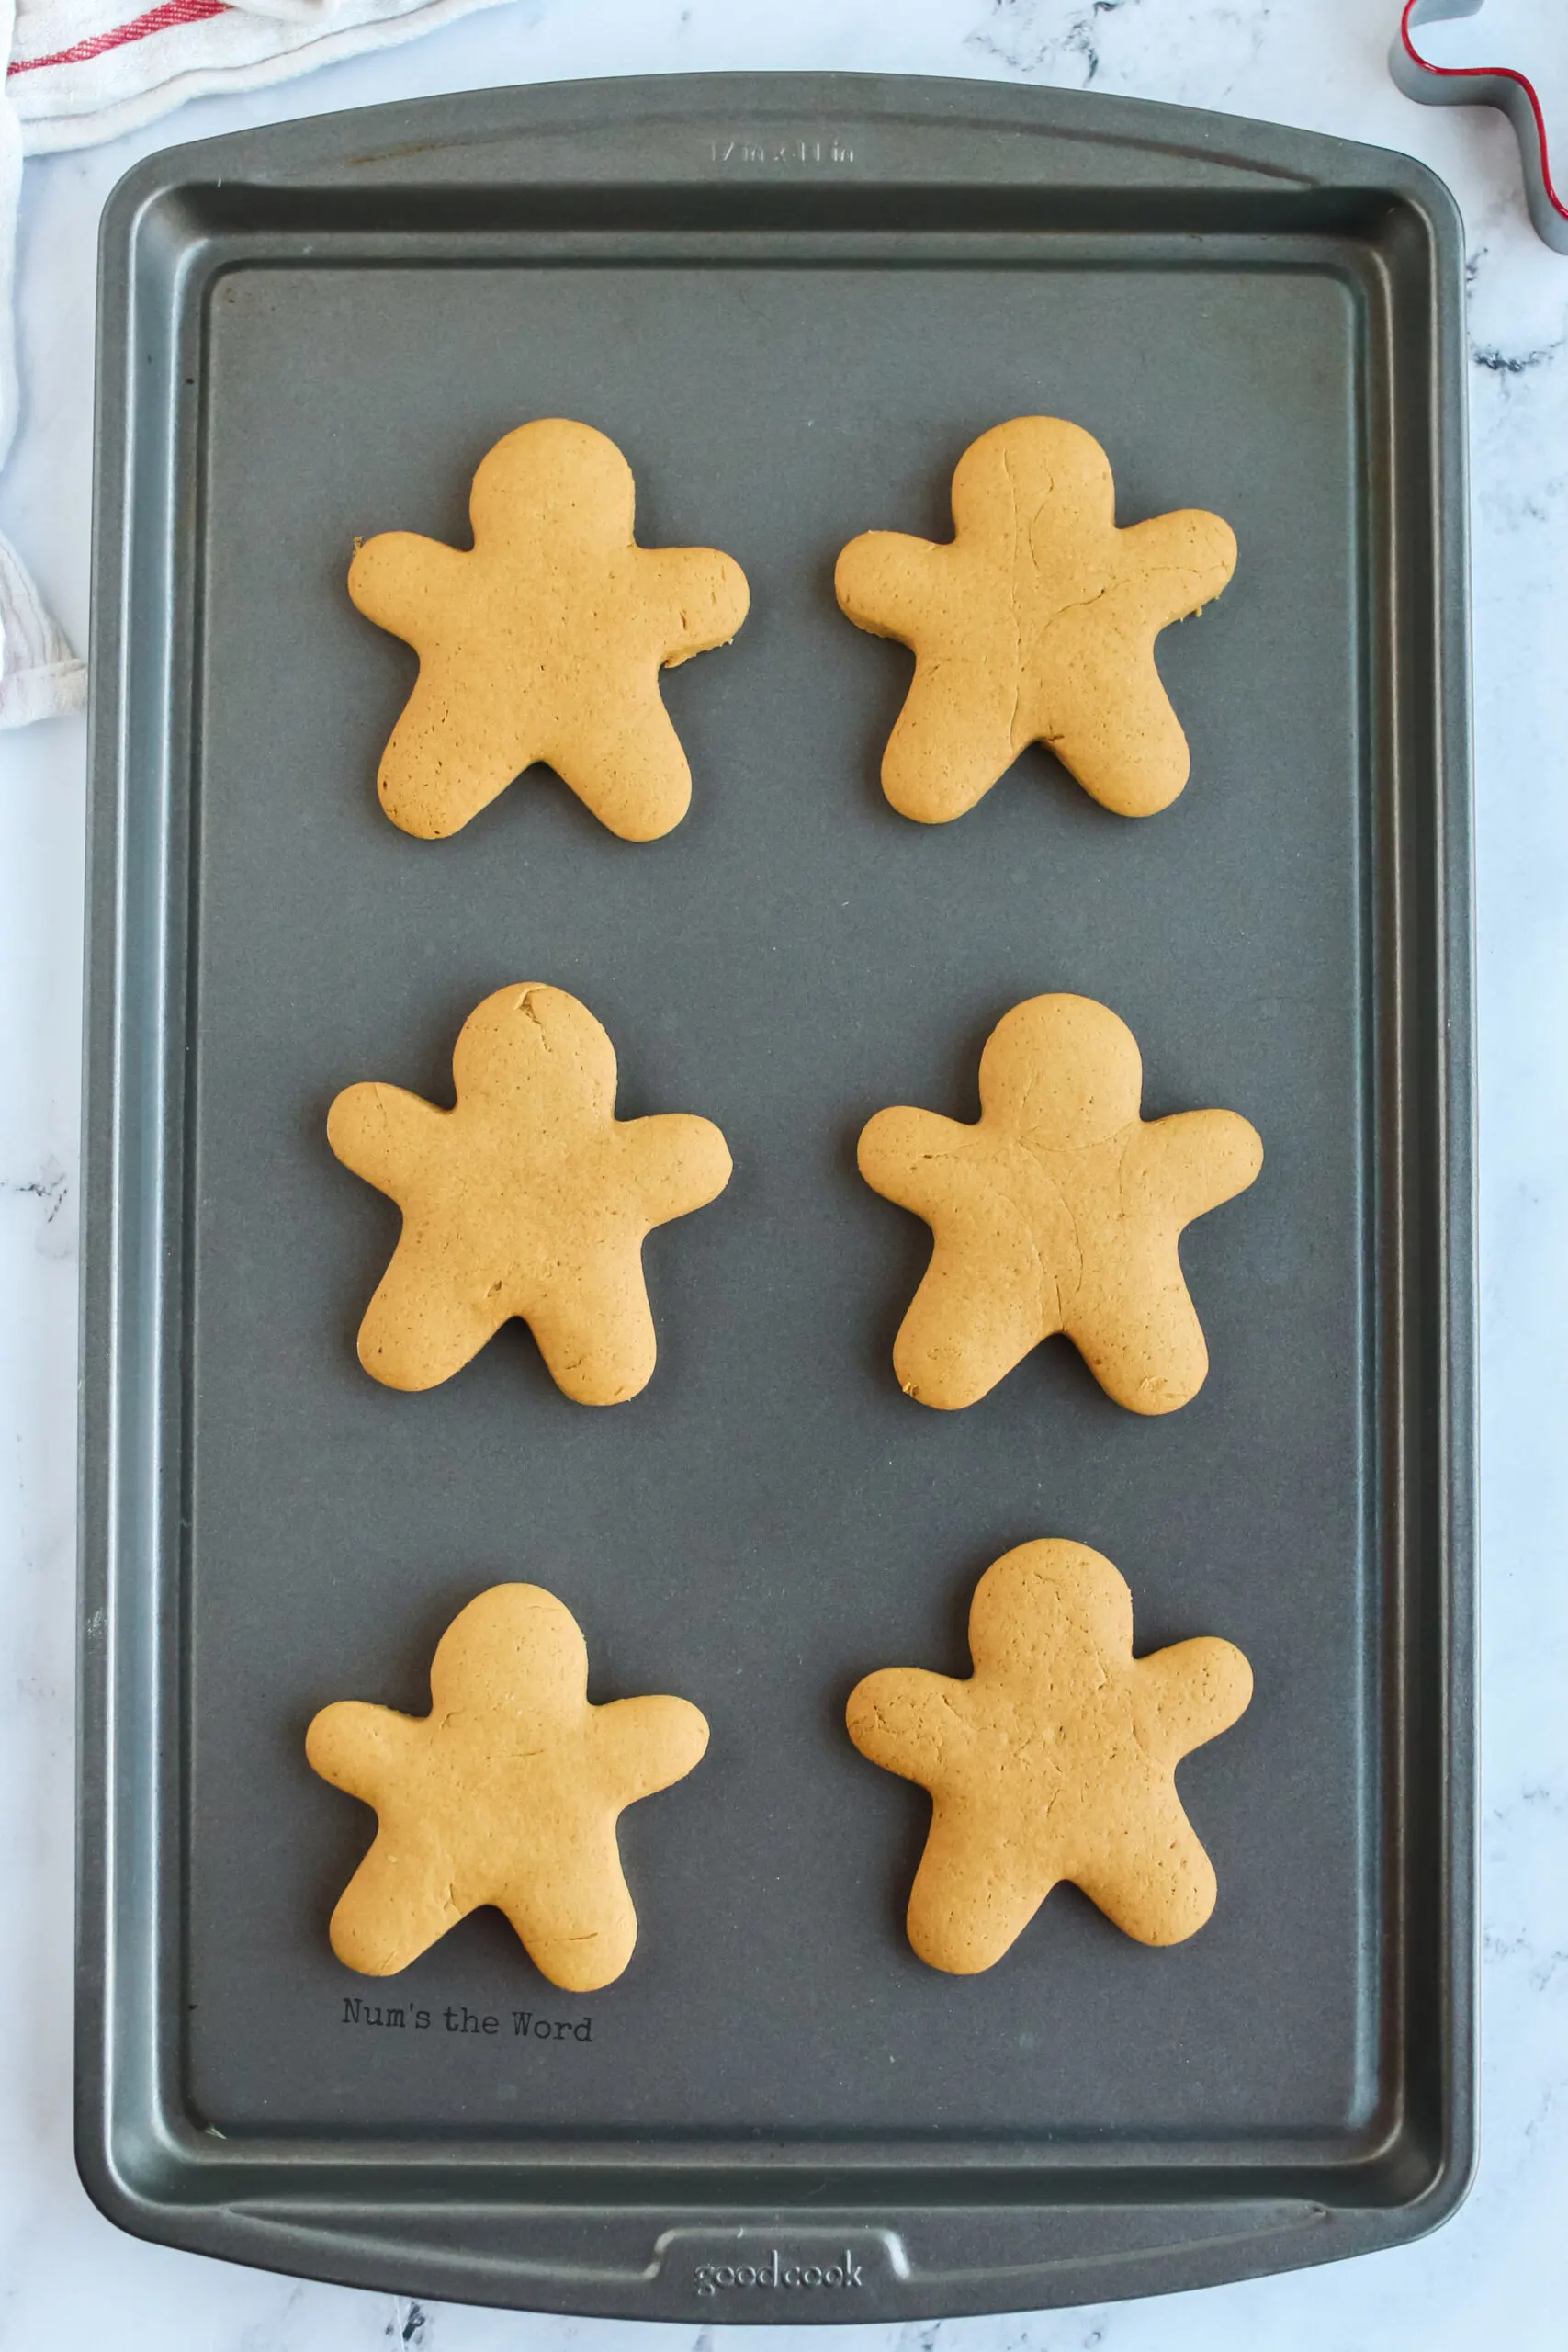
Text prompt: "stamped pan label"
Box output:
[[655, 2227, 908, 2301]]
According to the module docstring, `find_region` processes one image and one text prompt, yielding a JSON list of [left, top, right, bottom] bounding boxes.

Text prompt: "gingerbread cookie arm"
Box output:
[[846, 1666, 968, 1781], [1138, 1107, 1264, 1226], [305, 1698, 423, 1809], [328, 1082, 451, 1202], [588, 1693, 709, 1803], [834, 531, 942, 643], [856, 1106, 973, 1218], [1132, 1636, 1254, 1759], [1115, 507, 1238, 623], [348, 531, 470, 645], [637, 545, 751, 668], [619, 1114, 733, 1228]]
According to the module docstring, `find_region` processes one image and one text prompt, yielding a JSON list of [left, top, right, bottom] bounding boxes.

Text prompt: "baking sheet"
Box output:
[[79, 73, 1473, 2317]]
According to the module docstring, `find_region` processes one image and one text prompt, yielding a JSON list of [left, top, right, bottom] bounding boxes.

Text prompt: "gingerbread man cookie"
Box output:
[[328, 984, 732, 1403], [349, 420, 750, 841], [835, 417, 1235, 823], [847, 1540, 1252, 1971], [308, 1584, 709, 1986], [858, 994, 1261, 1415]]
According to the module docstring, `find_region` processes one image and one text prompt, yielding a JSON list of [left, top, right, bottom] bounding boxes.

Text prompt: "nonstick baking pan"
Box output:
[[78, 72, 1474, 2319]]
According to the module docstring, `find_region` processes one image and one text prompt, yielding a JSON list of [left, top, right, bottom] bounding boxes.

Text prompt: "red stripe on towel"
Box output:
[[10, 0, 231, 74]]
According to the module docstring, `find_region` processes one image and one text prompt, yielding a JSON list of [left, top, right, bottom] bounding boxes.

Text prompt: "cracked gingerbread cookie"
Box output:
[[348, 419, 750, 841], [328, 984, 732, 1403], [847, 1540, 1252, 1971], [835, 417, 1235, 822], [308, 1584, 709, 1986], [858, 994, 1261, 1415]]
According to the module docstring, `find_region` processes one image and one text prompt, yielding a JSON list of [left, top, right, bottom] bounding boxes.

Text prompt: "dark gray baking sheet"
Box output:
[[78, 73, 1474, 2319]]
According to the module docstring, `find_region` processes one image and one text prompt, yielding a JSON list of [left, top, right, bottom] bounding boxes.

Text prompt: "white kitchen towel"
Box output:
[[12, 0, 513, 151], [1, 0, 513, 728]]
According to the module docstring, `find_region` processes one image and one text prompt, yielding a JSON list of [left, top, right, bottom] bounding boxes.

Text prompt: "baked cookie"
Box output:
[[835, 417, 1235, 822], [328, 984, 732, 1402], [858, 994, 1261, 1414], [308, 1583, 709, 1986], [349, 419, 750, 841], [847, 1540, 1252, 1971]]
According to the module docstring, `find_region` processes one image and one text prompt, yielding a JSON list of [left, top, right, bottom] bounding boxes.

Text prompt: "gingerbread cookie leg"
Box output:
[[879, 639, 1021, 825], [1069, 1782, 1221, 1948], [494, 1818, 641, 1994], [325, 1817, 461, 1976], [527, 1252, 659, 1408], [351, 1230, 510, 1393], [889, 1221, 1048, 1409], [1064, 1248, 1212, 1417], [906, 1802, 1046, 1975], [378, 684, 531, 841], [1037, 599, 1200, 819], [545, 674, 697, 842]]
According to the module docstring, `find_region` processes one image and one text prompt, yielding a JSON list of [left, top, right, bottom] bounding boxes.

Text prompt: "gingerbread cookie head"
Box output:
[[328, 984, 732, 1405], [836, 416, 1235, 825], [428, 1580, 591, 1720], [951, 412, 1115, 545], [978, 993, 1144, 1148], [307, 1583, 709, 1989], [348, 419, 749, 843], [467, 418, 636, 548], [447, 978, 616, 1121], [858, 994, 1261, 1416], [965, 1532, 1134, 1685], [846, 1539, 1253, 1972]]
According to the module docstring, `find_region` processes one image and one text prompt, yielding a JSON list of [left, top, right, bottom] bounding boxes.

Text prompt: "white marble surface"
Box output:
[[4, 0, 1566, 2342]]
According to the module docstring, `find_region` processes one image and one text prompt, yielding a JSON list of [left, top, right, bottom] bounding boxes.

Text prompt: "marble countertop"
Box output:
[[5, 0, 1565, 2343]]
